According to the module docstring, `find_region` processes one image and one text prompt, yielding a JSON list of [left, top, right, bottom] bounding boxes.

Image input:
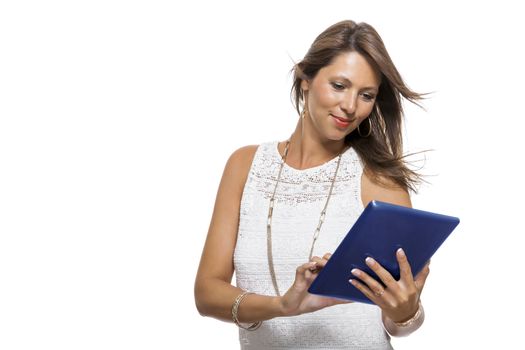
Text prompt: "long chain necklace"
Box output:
[[266, 140, 344, 296]]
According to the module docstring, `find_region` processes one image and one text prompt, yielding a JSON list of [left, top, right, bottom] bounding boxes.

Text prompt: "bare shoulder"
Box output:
[[223, 144, 259, 190], [361, 168, 412, 208], [227, 144, 259, 168]]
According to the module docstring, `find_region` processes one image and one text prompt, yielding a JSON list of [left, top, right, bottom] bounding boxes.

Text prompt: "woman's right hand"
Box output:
[[279, 253, 351, 316]]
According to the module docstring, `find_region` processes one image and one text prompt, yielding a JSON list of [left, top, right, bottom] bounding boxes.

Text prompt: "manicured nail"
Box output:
[[397, 248, 405, 257], [365, 257, 375, 266], [349, 279, 356, 285], [351, 268, 360, 276]]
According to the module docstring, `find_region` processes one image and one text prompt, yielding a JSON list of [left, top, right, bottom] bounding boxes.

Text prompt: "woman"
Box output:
[[194, 20, 431, 349]]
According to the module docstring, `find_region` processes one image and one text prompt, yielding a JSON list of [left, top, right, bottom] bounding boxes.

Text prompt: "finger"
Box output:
[[296, 262, 317, 279], [396, 248, 414, 282], [304, 268, 316, 281], [310, 256, 329, 269], [415, 261, 430, 280], [351, 268, 386, 297], [365, 257, 398, 290], [294, 262, 318, 288], [414, 261, 431, 294], [348, 278, 383, 305], [322, 252, 332, 260]]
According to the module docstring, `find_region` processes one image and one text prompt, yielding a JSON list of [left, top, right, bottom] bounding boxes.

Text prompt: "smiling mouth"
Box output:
[[331, 114, 355, 123]]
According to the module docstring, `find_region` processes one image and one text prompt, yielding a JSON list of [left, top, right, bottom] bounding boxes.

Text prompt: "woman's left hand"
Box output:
[[349, 248, 430, 323]]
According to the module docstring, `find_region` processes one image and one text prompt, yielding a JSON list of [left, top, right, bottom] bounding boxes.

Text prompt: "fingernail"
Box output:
[[349, 279, 356, 285], [397, 248, 405, 257], [351, 268, 360, 276], [365, 257, 375, 266]]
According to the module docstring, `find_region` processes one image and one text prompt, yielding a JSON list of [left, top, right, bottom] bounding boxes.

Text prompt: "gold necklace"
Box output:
[[267, 140, 344, 296]]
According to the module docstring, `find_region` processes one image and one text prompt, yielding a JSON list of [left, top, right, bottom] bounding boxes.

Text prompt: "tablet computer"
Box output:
[[308, 200, 460, 304]]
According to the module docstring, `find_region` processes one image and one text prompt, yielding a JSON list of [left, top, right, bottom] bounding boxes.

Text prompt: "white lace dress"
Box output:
[[233, 141, 393, 350]]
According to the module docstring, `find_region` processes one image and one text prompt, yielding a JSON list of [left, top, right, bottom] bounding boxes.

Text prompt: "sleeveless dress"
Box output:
[[233, 141, 393, 350]]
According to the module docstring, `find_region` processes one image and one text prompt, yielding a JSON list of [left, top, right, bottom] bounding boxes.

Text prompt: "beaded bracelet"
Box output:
[[231, 291, 262, 331], [382, 301, 425, 337], [393, 301, 423, 327]]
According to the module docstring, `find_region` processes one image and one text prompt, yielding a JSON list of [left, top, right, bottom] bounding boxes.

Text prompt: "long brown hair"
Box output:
[[291, 20, 427, 193]]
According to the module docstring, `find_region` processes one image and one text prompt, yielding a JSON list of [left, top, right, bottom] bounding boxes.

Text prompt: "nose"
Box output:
[[340, 92, 358, 116]]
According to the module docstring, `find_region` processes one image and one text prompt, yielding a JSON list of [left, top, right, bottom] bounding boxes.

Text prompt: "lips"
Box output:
[[332, 115, 352, 122], [331, 114, 354, 128]]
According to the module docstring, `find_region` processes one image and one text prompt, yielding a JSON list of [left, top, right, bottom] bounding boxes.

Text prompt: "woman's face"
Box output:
[[301, 51, 381, 141]]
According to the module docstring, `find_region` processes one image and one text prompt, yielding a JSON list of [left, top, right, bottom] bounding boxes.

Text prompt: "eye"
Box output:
[[331, 82, 346, 90], [362, 93, 376, 101]]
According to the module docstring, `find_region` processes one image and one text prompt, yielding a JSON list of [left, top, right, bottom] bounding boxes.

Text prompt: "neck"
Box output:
[[284, 116, 346, 170]]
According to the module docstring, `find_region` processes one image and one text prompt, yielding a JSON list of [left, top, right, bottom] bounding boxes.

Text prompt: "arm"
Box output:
[[194, 145, 283, 323], [360, 170, 430, 337]]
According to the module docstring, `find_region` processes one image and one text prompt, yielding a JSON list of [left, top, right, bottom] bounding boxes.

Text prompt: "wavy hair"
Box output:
[[291, 20, 427, 193]]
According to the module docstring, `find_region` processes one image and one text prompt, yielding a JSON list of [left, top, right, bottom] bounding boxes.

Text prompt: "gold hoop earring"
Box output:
[[357, 118, 372, 138]]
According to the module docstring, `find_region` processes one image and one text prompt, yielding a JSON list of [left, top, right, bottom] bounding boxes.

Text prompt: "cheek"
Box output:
[[310, 84, 338, 108], [358, 103, 375, 118]]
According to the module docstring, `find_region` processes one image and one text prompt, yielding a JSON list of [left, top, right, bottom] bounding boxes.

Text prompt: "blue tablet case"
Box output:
[[308, 200, 460, 304]]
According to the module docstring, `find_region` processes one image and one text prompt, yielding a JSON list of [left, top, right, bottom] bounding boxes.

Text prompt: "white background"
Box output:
[[1, 1, 524, 349]]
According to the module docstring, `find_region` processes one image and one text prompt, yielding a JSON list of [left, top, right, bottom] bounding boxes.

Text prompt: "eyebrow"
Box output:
[[333, 75, 379, 92]]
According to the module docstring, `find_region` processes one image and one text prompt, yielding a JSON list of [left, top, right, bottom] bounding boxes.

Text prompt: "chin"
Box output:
[[324, 132, 348, 143]]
